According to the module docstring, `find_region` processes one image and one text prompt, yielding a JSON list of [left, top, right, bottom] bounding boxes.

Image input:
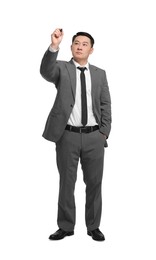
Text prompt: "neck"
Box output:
[[73, 58, 88, 66]]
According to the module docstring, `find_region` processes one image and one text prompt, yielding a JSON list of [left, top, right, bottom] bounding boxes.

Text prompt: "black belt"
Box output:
[[65, 124, 99, 133]]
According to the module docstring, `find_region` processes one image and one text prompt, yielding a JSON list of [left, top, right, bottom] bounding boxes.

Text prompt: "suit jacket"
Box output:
[[40, 49, 112, 146]]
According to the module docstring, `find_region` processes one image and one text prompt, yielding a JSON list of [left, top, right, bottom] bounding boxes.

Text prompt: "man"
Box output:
[[40, 28, 112, 241]]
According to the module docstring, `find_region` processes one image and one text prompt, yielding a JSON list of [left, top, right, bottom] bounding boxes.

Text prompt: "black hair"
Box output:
[[72, 32, 95, 47]]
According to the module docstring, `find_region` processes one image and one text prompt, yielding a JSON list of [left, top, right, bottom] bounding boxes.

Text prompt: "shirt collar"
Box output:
[[72, 59, 89, 70]]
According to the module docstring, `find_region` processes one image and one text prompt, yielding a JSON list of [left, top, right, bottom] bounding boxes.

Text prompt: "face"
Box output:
[[71, 35, 94, 64]]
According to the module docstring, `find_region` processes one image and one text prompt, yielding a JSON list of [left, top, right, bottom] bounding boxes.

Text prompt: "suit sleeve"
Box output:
[[100, 71, 112, 138], [40, 49, 59, 84]]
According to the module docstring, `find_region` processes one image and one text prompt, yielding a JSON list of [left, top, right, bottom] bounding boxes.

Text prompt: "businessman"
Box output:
[[40, 28, 112, 241]]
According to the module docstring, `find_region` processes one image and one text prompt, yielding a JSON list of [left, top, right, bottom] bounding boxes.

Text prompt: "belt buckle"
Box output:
[[80, 127, 86, 133], [90, 126, 93, 132]]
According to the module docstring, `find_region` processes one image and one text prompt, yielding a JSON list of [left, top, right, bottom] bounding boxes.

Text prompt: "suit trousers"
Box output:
[[56, 129, 105, 231]]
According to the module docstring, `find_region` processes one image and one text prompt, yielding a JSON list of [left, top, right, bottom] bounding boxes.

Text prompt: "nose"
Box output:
[[77, 43, 82, 49]]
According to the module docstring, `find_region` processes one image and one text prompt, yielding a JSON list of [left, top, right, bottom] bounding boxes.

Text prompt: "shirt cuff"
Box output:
[[49, 45, 59, 52]]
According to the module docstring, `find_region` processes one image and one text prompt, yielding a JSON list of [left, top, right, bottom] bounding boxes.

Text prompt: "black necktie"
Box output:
[[77, 67, 88, 126]]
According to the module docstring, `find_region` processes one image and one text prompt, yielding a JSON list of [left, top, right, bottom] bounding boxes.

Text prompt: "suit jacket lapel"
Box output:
[[89, 65, 97, 102], [65, 60, 76, 100]]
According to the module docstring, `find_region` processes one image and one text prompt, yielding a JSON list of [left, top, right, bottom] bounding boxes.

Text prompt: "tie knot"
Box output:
[[77, 67, 86, 72]]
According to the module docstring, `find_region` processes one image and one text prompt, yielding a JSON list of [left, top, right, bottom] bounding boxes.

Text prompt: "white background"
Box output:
[[0, 0, 156, 259]]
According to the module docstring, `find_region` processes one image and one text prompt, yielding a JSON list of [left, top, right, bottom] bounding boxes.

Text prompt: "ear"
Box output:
[[90, 48, 94, 54]]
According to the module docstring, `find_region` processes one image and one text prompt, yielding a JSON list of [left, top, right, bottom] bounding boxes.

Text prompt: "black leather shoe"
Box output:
[[87, 228, 105, 241], [49, 228, 74, 240]]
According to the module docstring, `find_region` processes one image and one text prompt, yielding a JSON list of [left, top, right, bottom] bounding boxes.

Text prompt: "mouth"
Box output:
[[76, 52, 82, 55]]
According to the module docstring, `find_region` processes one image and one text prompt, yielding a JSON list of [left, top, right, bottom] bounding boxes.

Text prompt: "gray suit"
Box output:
[[40, 49, 111, 231]]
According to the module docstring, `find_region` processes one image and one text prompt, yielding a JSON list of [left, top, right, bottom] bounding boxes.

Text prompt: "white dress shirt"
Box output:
[[49, 46, 97, 127]]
